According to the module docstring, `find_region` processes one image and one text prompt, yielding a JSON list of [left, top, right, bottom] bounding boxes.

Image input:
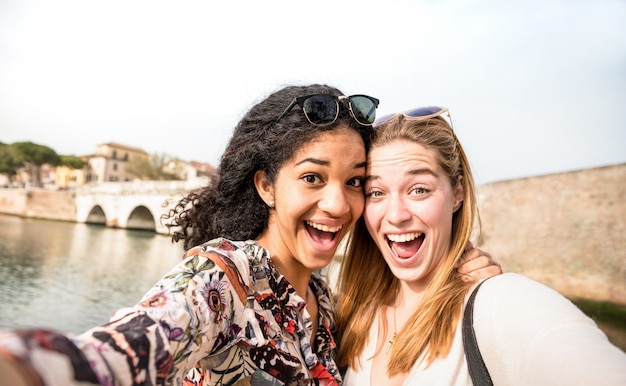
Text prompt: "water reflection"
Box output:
[[0, 214, 183, 334]]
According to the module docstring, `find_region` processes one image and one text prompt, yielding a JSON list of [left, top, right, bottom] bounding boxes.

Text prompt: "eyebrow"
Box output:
[[407, 168, 437, 177], [296, 158, 367, 169], [296, 158, 329, 167], [367, 167, 437, 181]]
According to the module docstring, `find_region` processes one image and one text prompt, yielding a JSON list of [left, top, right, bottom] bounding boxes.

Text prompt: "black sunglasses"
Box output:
[[275, 94, 380, 126], [374, 106, 451, 127]]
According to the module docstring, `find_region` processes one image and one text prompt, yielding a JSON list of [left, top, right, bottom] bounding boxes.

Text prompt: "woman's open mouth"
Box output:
[[305, 220, 342, 245], [387, 232, 425, 258]]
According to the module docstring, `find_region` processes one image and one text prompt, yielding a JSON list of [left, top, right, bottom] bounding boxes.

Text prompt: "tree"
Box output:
[[0, 142, 24, 176], [59, 155, 85, 169], [10, 142, 62, 187], [125, 152, 183, 180]]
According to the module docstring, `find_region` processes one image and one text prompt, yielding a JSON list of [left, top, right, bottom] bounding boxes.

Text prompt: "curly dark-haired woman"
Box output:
[[0, 86, 498, 386]]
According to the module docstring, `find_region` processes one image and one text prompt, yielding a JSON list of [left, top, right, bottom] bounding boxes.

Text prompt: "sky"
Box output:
[[1, 0, 625, 186]]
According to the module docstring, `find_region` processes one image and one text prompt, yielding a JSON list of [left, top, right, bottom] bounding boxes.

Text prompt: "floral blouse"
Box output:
[[0, 238, 341, 385]]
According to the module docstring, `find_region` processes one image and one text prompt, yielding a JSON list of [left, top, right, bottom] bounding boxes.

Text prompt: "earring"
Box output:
[[268, 200, 274, 208]]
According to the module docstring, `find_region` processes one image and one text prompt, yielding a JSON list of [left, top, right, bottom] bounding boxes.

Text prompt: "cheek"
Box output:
[[351, 193, 365, 217], [364, 202, 383, 234], [342, 193, 365, 231], [424, 201, 455, 232]]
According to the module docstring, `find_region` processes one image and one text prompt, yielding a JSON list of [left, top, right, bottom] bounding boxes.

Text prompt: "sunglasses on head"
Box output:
[[374, 106, 450, 127], [275, 94, 380, 126]]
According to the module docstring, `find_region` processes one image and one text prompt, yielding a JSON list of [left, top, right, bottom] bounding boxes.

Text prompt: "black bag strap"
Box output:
[[462, 278, 494, 385]]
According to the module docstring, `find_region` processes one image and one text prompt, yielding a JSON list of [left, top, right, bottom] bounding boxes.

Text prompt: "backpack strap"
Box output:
[[462, 278, 494, 385]]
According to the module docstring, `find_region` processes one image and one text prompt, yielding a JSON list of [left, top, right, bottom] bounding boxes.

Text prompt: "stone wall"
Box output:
[[478, 163, 626, 306], [0, 189, 27, 215], [0, 189, 76, 222]]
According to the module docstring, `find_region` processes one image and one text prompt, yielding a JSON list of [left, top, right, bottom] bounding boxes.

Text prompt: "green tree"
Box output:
[[125, 152, 183, 181], [11, 141, 62, 187], [60, 155, 85, 169], [11, 141, 62, 166], [0, 142, 24, 177]]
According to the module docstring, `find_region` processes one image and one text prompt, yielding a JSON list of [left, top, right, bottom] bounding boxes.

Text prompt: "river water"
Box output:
[[0, 213, 183, 334]]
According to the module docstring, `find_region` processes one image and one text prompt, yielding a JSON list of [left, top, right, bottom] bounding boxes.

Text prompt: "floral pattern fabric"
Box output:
[[0, 238, 341, 385]]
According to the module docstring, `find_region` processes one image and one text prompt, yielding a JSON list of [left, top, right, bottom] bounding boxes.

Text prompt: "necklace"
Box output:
[[386, 303, 397, 354]]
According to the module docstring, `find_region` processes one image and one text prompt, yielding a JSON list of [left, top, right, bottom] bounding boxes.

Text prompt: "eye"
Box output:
[[410, 186, 428, 196], [366, 189, 384, 198], [347, 176, 364, 188], [302, 174, 323, 184]]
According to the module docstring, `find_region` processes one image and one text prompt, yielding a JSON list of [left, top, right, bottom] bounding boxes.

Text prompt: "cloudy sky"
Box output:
[[1, 0, 624, 185]]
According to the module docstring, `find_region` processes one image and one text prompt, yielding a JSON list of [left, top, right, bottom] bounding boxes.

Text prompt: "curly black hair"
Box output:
[[162, 84, 374, 250]]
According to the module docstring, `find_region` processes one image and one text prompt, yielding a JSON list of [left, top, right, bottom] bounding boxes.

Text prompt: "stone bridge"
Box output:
[[74, 180, 205, 234]]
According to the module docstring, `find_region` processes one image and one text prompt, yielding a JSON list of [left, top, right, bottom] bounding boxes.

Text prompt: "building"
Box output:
[[86, 142, 148, 183], [54, 160, 89, 189], [1, 141, 215, 189]]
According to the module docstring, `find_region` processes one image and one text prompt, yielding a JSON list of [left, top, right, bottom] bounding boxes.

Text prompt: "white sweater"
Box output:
[[343, 273, 626, 385]]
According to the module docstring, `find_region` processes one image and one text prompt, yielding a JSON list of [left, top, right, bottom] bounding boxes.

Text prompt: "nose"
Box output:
[[319, 183, 352, 217], [385, 194, 412, 226]]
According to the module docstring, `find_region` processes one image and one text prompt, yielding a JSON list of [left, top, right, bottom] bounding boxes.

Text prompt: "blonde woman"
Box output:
[[336, 107, 626, 385]]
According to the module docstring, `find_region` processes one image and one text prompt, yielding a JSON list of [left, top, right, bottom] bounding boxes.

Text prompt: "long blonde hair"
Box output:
[[335, 114, 481, 375]]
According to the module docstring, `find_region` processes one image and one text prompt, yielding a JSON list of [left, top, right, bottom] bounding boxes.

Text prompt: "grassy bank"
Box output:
[[572, 298, 626, 352]]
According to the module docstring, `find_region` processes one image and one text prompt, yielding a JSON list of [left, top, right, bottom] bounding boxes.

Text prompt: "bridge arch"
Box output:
[[85, 205, 106, 225], [126, 205, 156, 231]]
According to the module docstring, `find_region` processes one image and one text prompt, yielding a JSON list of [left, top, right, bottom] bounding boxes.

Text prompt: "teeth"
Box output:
[[387, 232, 423, 243], [306, 221, 343, 233]]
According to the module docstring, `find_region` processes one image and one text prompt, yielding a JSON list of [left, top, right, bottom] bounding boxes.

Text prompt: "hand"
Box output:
[[456, 241, 502, 282], [0, 350, 40, 386]]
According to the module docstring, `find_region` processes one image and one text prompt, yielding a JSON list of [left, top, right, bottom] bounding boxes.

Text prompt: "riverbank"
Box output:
[[573, 299, 626, 351], [0, 181, 197, 234], [0, 188, 76, 221]]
